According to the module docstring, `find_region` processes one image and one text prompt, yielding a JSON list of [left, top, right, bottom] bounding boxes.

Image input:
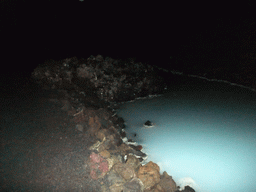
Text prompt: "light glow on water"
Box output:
[[117, 77, 256, 192]]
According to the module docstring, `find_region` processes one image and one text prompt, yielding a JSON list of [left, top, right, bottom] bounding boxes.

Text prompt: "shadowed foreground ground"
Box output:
[[1, 88, 102, 191]]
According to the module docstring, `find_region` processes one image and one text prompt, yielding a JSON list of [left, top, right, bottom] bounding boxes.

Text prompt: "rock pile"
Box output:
[[59, 98, 178, 191]]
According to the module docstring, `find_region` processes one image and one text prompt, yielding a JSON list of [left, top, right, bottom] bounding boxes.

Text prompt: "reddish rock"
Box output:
[[90, 152, 101, 163], [98, 159, 108, 173], [89, 152, 109, 180]]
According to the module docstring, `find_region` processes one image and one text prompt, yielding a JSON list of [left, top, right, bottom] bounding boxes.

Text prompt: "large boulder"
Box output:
[[137, 161, 161, 190]]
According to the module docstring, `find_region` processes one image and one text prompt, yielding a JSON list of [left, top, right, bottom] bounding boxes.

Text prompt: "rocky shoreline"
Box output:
[[31, 54, 256, 192], [31, 55, 197, 192]]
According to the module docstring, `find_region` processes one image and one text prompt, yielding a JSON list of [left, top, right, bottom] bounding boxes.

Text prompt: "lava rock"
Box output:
[[144, 120, 154, 128], [137, 161, 161, 190]]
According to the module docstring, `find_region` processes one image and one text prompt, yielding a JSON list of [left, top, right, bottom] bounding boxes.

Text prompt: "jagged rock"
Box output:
[[113, 162, 136, 181], [109, 182, 124, 192], [137, 161, 161, 190], [125, 155, 141, 171], [95, 129, 107, 142], [106, 170, 126, 192], [143, 120, 155, 128], [177, 186, 196, 192], [97, 108, 112, 121], [100, 150, 111, 158], [72, 107, 86, 123], [95, 54, 104, 62], [128, 144, 143, 151], [88, 115, 101, 136], [158, 171, 177, 192], [111, 116, 125, 128], [90, 128, 122, 155], [118, 143, 147, 161], [89, 137, 106, 151], [98, 134, 119, 153], [142, 171, 177, 192], [123, 177, 144, 192], [143, 184, 164, 192]]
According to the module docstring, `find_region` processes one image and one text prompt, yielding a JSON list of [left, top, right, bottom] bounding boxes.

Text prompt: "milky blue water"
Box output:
[[117, 75, 256, 192]]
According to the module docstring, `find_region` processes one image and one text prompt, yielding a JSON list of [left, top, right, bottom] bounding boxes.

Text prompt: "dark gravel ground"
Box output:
[[1, 85, 103, 191]]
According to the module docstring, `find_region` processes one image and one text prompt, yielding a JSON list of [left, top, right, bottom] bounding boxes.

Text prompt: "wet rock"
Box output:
[[143, 120, 155, 128], [177, 186, 196, 192], [137, 161, 161, 190]]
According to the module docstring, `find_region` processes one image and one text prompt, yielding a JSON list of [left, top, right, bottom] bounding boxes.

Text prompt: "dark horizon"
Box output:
[[1, 1, 255, 96]]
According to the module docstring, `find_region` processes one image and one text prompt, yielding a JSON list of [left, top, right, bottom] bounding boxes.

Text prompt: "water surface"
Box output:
[[117, 75, 256, 192]]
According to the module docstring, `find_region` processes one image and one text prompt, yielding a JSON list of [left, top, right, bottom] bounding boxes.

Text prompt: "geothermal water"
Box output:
[[117, 74, 256, 192]]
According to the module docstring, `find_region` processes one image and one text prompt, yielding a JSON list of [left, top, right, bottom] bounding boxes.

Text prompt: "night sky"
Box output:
[[1, 0, 255, 86]]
